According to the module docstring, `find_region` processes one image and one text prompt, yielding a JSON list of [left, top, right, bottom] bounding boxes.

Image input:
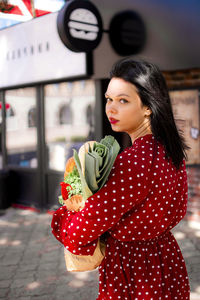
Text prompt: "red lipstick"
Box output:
[[109, 118, 119, 124]]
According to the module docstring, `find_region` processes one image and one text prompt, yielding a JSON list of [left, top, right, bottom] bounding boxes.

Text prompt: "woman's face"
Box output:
[[105, 77, 151, 137]]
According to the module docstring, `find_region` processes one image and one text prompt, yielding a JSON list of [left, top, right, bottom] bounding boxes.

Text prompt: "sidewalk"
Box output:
[[0, 207, 200, 300]]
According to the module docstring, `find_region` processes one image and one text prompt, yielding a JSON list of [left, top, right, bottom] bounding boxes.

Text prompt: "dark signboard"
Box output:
[[57, 1, 146, 56], [109, 11, 146, 56], [57, 0, 103, 53]]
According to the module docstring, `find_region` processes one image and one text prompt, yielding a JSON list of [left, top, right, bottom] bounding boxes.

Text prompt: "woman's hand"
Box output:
[[63, 195, 85, 212]]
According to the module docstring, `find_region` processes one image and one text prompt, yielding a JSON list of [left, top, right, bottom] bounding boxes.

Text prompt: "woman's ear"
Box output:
[[145, 107, 152, 117]]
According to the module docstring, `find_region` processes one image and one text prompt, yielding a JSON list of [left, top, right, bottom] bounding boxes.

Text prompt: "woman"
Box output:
[[51, 58, 190, 299]]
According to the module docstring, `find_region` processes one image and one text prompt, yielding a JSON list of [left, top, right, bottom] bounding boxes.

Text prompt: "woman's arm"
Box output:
[[51, 140, 153, 255]]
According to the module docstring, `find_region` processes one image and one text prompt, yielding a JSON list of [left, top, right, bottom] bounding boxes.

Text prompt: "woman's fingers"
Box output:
[[63, 195, 85, 212]]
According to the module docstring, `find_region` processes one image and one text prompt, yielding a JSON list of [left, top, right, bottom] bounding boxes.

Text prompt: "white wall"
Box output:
[[0, 0, 200, 88]]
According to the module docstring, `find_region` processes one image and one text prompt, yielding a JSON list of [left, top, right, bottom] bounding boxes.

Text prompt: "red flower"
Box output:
[[60, 182, 72, 200]]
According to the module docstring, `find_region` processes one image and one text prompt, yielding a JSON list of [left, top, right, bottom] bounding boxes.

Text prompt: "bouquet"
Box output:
[[59, 135, 120, 211], [59, 135, 120, 272]]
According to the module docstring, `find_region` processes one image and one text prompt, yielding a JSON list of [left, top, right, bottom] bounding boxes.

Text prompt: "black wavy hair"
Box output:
[[110, 57, 189, 169]]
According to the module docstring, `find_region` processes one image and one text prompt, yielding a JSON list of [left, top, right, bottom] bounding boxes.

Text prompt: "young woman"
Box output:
[[51, 58, 190, 299]]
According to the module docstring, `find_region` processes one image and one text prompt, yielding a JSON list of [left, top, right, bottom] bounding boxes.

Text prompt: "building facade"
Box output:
[[0, 0, 199, 219]]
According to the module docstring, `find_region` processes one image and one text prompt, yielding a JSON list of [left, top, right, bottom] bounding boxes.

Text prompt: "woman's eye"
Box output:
[[120, 99, 128, 104], [105, 97, 112, 102]]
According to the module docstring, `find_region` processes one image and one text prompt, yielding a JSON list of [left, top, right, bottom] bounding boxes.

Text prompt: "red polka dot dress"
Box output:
[[51, 134, 190, 299]]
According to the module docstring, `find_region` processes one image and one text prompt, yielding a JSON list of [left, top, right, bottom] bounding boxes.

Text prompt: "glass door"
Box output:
[[0, 99, 2, 169], [5, 88, 37, 168], [44, 79, 96, 207], [4, 87, 39, 208]]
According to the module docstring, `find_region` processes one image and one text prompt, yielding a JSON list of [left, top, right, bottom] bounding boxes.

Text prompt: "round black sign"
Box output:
[[57, 0, 103, 53], [109, 11, 146, 56]]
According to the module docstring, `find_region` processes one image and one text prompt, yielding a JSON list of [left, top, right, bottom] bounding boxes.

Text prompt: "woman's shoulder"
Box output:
[[114, 134, 156, 170], [121, 134, 155, 156]]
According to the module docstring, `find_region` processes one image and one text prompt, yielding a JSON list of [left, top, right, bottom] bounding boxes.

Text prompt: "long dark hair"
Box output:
[[110, 58, 189, 169]]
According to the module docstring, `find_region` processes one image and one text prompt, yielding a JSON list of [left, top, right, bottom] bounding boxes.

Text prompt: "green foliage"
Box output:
[[63, 167, 83, 198], [59, 135, 120, 205], [59, 166, 83, 205]]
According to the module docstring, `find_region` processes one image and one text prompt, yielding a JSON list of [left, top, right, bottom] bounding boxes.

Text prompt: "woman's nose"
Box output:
[[106, 102, 117, 114]]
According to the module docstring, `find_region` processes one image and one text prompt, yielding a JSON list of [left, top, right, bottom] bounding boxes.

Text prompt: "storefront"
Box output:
[[0, 0, 200, 213], [0, 4, 126, 210]]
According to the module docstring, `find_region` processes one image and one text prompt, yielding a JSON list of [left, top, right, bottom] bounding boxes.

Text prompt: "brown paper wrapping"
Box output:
[[64, 239, 106, 272]]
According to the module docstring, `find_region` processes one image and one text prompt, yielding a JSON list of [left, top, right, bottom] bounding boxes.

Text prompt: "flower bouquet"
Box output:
[[59, 135, 120, 272]]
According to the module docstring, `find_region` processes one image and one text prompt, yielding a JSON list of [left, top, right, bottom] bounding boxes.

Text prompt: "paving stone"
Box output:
[[0, 208, 200, 299], [0, 266, 17, 280], [10, 278, 36, 289], [0, 288, 9, 298], [1, 255, 23, 266], [31, 295, 54, 300], [38, 262, 58, 271], [0, 280, 11, 288], [17, 264, 38, 272], [14, 271, 36, 281]]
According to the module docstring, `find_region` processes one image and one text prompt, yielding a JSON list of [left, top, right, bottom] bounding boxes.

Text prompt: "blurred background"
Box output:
[[0, 1, 200, 300], [0, 0, 199, 219]]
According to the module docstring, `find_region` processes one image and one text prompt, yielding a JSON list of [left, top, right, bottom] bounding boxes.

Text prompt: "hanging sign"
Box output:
[[109, 11, 146, 56], [57, 0, 103, 53]]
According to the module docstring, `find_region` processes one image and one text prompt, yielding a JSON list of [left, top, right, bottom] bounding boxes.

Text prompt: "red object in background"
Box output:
[[60, 182, 72, 200], [0, 103, 10, 110], [3, 0, 51, 18]]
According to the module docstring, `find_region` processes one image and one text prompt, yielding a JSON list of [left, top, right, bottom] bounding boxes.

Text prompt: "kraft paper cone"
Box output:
[[64, 239, 106, 272]]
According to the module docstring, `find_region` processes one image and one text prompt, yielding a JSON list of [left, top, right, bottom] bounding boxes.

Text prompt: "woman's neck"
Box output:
[[129, 120, 152, 144]]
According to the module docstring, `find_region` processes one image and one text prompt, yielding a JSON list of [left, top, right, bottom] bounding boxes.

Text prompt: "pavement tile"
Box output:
[[31, 296, 54, 300], [0, 280, 11, 289], [0, 208, 200, 300], [0, 288, 9, 298], [0, 266, 17, 280]]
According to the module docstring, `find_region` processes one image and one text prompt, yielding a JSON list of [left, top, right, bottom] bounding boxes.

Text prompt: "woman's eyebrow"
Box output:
[[105, 93, 130, 97]]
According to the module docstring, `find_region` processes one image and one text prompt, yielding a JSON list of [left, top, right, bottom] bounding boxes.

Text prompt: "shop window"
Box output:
[[86, 104, 95, 140], [28, 107, 37, 128], [0, 102, 15, 118], [44, 80, 96, 171], [59, 104, 72, 125], [0, 102, 15, 169], [0, 101, 2, 169], [6, 105, 15, 118], [86, 104, 93, 126], [5, 88, 37, 168]]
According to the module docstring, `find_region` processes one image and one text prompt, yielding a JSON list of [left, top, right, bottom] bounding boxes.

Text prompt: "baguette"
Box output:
[[64, 156, 76, 178]]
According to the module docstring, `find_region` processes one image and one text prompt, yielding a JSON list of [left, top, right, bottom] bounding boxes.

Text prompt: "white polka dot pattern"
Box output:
[[51, 134, 190, 299]]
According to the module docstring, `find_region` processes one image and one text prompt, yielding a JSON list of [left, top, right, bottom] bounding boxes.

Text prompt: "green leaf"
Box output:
[[63, 166, 83, 198], [84, 135, 120, 193], [85, 152, 99, 193], [73, 149, 93, 200], [97, 137, 120, 190], [58, 195, 64, 205]]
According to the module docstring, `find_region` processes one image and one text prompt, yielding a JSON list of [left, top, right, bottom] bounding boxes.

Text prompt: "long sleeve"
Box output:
[[51, 135, 154, 255]]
